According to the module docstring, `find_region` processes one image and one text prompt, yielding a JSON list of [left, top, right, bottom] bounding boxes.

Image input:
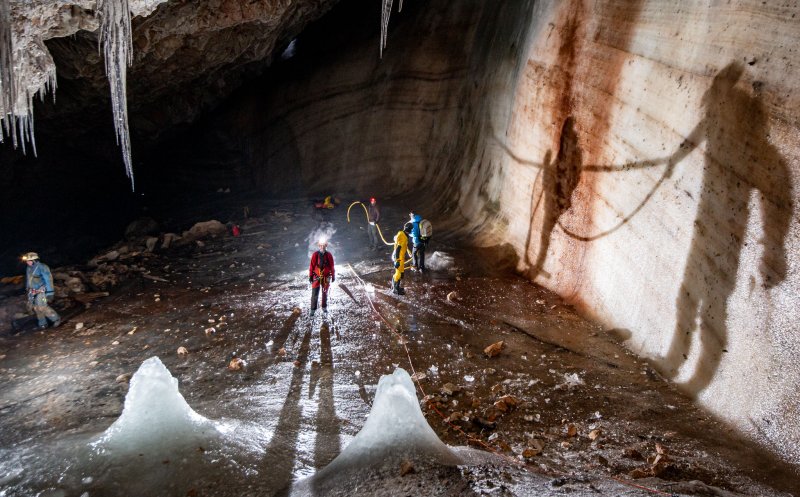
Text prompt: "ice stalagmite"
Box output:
[[324, 368, 462, 468], [95, 356, 219, 453], [99, 0, 136, 189], [294, 368, 465, 495]]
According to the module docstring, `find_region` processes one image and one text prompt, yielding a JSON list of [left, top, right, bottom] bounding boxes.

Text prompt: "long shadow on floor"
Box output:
[[262, 320, 312, 493]]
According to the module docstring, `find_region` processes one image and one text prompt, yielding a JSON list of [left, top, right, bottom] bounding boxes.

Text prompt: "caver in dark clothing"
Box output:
[[368, 198, 381, 249], [409, 212, 426, 272]]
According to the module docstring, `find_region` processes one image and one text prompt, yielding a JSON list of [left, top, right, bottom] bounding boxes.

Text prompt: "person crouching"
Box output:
[[309, 240, 335, 316]]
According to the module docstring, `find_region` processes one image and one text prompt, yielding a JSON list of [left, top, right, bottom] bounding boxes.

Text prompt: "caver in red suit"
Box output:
[[309, 241, 335, 315]]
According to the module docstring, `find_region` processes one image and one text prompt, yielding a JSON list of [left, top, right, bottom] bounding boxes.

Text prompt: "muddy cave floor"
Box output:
[[0, 198, 798, 497]]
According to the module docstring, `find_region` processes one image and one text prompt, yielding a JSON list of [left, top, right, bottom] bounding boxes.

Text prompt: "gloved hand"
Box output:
[[331, 276, 335, 283], [309, 276, 314, 284], [369, 222, 375, 226], [394, 261, 400, 269]]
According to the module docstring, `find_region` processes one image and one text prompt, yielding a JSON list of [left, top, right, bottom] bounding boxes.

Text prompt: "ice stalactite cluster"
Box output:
[[99, 0, 136, 189], [0, 0, 56, 156], [0, 0, 15, 143], [0, 0, 138, 188], [379, 0, 403, 58]]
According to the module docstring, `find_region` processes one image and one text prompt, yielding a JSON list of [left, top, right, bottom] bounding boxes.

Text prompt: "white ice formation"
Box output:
[[426, 251, 456, 271], [317, 368, 462, 474], [0, 0, 166, 188], [0, 0, 56, 155], [99, 0, 135, 188], [379, 0, 404, 58], [0, 0, 17, 146], [94, 356, 219, 452]]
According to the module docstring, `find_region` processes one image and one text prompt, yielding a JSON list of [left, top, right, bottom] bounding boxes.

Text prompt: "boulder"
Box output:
[[145, 237, 158, 252], [65, 277, 86, 294], [161, 233, 181, 249], [182, 220, 227, 240], [90, 271, 118, 290], [124, 217, 160, 240]]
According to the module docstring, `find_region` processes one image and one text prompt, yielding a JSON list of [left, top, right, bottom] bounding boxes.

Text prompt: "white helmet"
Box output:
[[21, 252, 39, 261]]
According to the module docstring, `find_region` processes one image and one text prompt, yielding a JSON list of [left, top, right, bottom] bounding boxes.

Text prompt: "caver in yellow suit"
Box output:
[[391, 223, 413, 295]]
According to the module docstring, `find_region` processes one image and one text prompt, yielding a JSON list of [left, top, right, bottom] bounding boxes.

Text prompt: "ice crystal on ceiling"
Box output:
[[99, 0, 135, 188], [380, 0, 403, 58], [0, 0, 136, 188], [0, 0, 15, 146]]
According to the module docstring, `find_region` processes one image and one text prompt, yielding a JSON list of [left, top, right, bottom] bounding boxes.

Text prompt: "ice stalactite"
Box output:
[[99, 0, 136, 189], [0, 0, 22, 151], [0, 1, 56, 156], [0, 0, 14, 140], [379, 0, 404, 58]]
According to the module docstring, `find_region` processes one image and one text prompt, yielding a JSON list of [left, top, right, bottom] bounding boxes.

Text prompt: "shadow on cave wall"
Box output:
[[513, 61, 792, 400], [655, 61, 793, 397], [525, 117, 582, 279]]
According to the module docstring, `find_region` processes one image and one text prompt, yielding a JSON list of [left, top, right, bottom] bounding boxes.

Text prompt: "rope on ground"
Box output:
[[609, 476, 677, 496], [345, 262, 677, 497]]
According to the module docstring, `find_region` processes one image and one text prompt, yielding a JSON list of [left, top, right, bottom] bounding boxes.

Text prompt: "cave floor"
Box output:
[[0, 198, 797, 497]]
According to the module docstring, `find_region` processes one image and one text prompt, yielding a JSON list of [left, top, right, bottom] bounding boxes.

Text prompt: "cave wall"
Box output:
[[207, 0, 800, 465], [482, 0, 800, 465], [172, 0, 537, 199]]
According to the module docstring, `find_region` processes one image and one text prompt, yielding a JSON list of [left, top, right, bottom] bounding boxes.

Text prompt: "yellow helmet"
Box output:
[[21, 252, 39, 261]]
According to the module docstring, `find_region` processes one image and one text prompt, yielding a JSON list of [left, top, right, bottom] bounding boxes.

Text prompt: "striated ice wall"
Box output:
[[217, 0, 800, 467], [6, 0, 800, 470], [484, 0, 800, 467]]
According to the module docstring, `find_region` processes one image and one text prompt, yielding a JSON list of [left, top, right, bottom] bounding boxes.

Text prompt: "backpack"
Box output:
[[419, 219, 433, 239]]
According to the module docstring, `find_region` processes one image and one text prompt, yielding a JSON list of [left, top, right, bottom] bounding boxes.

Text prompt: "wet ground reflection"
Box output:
[[0, 200, 797, 496]]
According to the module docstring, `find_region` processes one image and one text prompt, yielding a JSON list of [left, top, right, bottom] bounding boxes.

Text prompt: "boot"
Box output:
[[393, 280, 406, 295]]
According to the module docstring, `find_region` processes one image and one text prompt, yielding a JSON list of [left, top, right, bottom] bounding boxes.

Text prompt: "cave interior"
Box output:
[[1, 0, 800, 496]]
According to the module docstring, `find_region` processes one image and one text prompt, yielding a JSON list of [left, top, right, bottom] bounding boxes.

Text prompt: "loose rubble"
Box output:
[[0, 201, 794, 497]]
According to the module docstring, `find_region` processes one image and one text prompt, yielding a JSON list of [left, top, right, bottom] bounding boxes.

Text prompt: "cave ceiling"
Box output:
[[5, 0, 341, 149]]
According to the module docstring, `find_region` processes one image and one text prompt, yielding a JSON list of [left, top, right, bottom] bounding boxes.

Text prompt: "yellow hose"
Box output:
[[346, 201, 393, 246]]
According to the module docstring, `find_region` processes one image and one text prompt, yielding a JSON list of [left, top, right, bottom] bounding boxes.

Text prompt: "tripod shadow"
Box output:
[[656, 62, 792, 397]]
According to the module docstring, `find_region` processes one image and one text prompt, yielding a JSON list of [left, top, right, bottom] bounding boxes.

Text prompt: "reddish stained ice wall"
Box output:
[[200, 0, 800, 466]]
